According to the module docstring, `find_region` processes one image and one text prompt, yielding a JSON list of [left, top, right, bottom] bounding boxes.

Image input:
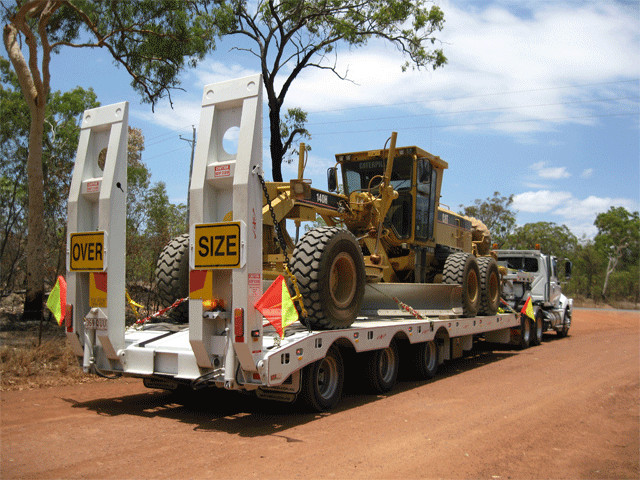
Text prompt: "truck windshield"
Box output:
[[498, 257, 539, 272]]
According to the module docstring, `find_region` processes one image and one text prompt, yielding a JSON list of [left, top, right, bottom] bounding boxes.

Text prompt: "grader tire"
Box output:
[[477, 256, 500, 315], [443, 252, 480, 317], [290, 227, 366, 330], [155, 233, 189, 322]]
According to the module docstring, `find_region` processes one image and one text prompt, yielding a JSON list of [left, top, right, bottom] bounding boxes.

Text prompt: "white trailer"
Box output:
[[65, 75, 525, 411]]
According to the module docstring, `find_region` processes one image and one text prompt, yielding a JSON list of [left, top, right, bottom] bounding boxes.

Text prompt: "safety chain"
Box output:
[[254, 168, 308, 319], [134, 297, 188, 326]]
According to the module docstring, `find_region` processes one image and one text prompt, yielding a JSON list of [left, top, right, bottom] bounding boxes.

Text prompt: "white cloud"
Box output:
[[554, 195, 637, 220], [581, 168, 594, 179], [513, 190, 573, 213], [531, 161, 571, 179], [514, 190, 639, 237], [279, 0, 640, 134]]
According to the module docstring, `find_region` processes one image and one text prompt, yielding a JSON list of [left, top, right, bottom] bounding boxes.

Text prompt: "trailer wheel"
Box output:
[[477, 256, 500, 315], [443, 252, 480, 317], [155, 233, 189, 322], [291, 227, 365, 330], [531, 310, 544, 346], [413, 340, 439, 379], [300, 345, 344, 411], [557, 306, 571, 338], [366, 340, 400, 393], [518, 315, 531, 349]]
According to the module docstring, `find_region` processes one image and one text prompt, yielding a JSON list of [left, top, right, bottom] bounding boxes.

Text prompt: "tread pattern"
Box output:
[[290, 226, 364, 330], [477, 256, 500, 315], [155, 233, 189, 321], [443, 252, 479, 317]]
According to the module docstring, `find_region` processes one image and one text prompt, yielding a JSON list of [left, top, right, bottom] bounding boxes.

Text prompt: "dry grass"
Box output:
[[0, 317, 107, 391], [0, 337, 106, 391]]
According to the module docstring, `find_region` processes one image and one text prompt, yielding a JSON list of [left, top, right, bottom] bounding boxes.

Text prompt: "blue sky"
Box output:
[[47, 0, 639, 238]]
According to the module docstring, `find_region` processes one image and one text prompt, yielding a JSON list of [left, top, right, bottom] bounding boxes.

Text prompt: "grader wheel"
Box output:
[[443, 252, 480, 317], [290, 227, 366, 330]]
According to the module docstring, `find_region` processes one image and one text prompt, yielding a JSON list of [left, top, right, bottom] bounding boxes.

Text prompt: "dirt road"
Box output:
[[1, 309, 638, 479]]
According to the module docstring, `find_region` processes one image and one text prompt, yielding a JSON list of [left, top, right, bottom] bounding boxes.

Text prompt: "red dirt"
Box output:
[[1, 309, 638, 479]]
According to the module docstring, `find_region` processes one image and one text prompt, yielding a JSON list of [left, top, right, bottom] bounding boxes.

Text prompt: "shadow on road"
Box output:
[[60, 344, 520, 437]]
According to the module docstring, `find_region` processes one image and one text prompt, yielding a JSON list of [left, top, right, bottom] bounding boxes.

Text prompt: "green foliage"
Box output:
[[35, 0, 219, 106], [504, 222, 578, 260], [0, 57, 99, 292], [210, 0, 446, 180], [594, 207, 640, 265], [459, 191, 515, 246]]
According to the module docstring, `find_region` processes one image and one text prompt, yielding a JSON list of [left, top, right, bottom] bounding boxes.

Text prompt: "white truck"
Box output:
[[497, 249, 573, 347], [64, 75, 541, 411]]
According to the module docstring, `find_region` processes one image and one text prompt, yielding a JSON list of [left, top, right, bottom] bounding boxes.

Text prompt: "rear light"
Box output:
[[234, 308, 244, 342]]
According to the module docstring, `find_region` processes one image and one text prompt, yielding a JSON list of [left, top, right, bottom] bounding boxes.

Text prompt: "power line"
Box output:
[[311, 111, 639, 137], [306, 95, 640, 127]]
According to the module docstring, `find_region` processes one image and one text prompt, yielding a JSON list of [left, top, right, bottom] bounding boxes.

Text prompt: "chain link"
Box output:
[[255, 170, 308, 318]]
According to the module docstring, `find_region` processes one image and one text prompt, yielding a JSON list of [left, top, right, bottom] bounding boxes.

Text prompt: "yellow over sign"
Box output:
[[194, 222, 242, 269], [69, 232, 106, 271]]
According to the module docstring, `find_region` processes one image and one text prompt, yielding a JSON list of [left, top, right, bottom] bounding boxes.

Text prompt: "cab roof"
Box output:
[[335, 145, 448, 170]]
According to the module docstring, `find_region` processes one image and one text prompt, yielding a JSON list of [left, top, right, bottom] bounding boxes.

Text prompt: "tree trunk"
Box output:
[[268, 100, 284, 182], [601, 254, 619, 301], [23, 107, 47, 320]]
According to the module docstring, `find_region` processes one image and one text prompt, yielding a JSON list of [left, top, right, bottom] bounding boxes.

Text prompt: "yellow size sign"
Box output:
[[193, 222, 242, 269], [69, 232, 105, 271]]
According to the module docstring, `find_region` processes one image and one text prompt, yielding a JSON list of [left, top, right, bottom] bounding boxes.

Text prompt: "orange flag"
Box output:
[[521, 296, 535, 320], [46, 276, 67, 325], [254, 275, 299, 338]]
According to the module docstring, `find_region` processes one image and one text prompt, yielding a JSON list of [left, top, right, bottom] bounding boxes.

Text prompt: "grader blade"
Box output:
[[360, 283, 463, 318]]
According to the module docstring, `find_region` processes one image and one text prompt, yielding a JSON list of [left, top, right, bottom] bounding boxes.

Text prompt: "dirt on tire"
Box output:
[[1, 309, 638, 479]]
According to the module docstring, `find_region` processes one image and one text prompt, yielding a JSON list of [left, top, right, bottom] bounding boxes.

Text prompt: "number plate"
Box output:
[[193, 222, 243, 269], [84, 317, 107, 330], [69, 232, 106, 271]]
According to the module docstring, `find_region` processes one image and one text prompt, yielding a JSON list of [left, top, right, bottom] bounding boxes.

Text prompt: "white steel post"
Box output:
[[189, 75, 263, 385], [66, 103, 128, 370]]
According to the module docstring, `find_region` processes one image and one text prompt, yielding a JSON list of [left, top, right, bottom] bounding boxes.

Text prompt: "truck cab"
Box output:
[[496, 249, 573, 337]]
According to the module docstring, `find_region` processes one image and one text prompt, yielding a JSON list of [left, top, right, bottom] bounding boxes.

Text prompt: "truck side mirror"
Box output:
[[564, 260, 572, 279], [327, 167, 338, 192]]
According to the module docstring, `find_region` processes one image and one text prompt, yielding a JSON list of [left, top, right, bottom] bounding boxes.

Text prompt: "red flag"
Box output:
[[254, 275, 299, 338]]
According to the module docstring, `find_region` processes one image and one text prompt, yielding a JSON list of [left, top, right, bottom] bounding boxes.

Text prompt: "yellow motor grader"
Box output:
[[156, 132, 500, 330]]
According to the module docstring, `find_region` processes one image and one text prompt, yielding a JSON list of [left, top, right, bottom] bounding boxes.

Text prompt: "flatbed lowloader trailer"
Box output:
[[65, 75, 524, 411]]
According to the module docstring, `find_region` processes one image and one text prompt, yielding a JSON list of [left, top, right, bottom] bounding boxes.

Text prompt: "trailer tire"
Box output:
[[413, 340, 439, 379], [300, 345, 344, 412], [366, 340, 400, 393], [519, 315, 531, 349], [477, 256, 500, 315], [155, 233, 189, 322], [443, 252, 480, 317], [291, 227, 365, 330], [531, 310, 544, 346]]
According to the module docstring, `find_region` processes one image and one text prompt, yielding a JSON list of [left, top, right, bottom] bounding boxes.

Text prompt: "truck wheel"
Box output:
[[291, 227, 365, 330], [300, 345, 344, 411], [531, 311, 544, 346], [443, 252, 480, 317], [366, 340, 399, 393], [155, 233, 189, 322], [557, 306, 571, 338], [413, 340, 439, 379], [518, 315, 531, 349], [477, 256, 500, 315]]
